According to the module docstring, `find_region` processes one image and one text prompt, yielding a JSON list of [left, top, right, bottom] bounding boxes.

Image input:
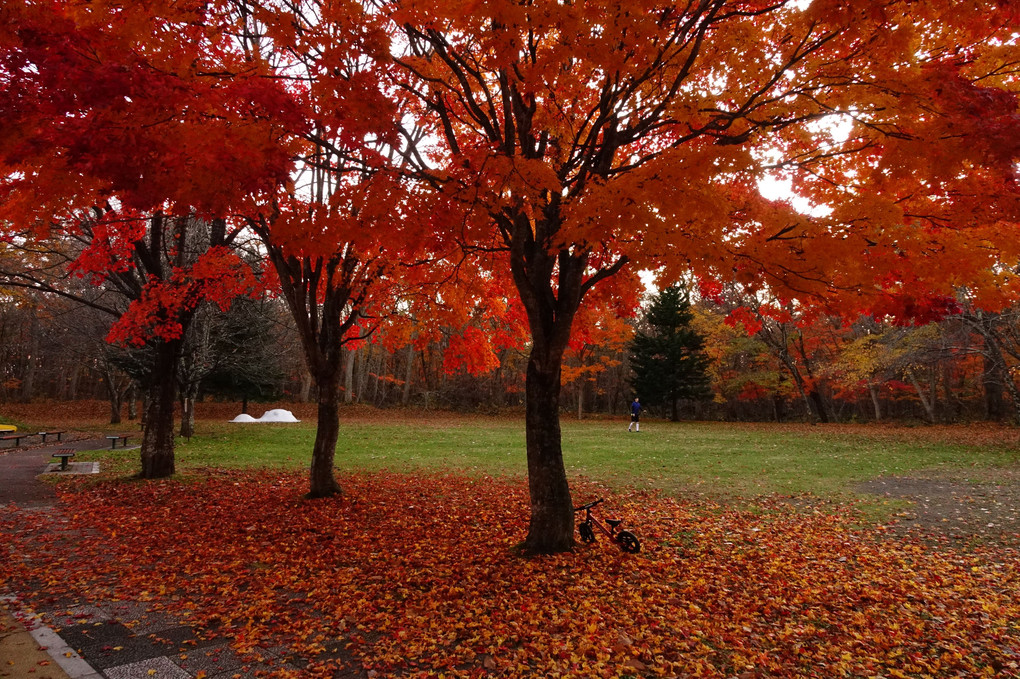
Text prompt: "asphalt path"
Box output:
[[0, 438, 300, 679]]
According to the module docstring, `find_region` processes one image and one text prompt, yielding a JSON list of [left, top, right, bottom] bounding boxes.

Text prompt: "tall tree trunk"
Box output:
[[368, 350, 381, 404], [522, 353, 574, 555], [21, 307, 39, 401], [402, 343, 414, 406], [982, 342, 1006, 420], [139, 340, 179, 479], [104, 361, 123, 424], [808, 389, 829, 423], [180, 386, 197, 438], [980, 330, 1020, 425], [67, 364, 81, 400], [869, 383, 882, 421], [108, 383, 123, 424], [576, 380, 583, 420], [773, 394, 786, 422], [344, 347, 356, 404], [508, 226, 611, 554], [308, 375, 342, 498], [941, 362, 959, 422], [779, 352, 815, 423], [127, 382, 138, 420], [356, 345, 369, 403], [795, 335, 829, 423], [907, 369, 937, 423], [300, 370, 313, 403]]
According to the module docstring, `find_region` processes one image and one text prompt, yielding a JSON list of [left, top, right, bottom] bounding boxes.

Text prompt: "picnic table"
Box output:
[[106, 434, 131, 449], [1, 433, 29, 447], [51, 449, 75, 470], [37, 430, 66, 443]]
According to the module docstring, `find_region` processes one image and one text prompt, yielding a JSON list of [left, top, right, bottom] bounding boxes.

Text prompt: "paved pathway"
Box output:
[[1, 444, 63, 505], [1, 438, 297, 679]]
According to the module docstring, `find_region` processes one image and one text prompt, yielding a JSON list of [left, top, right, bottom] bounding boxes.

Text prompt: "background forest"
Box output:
[[2, 281, 1018, 425]]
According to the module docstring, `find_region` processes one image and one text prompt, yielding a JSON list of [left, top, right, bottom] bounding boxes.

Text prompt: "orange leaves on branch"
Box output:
[[2, 471, 1019, 677], [67, 212, 148, 283], [106, 246, 261, 346], [0, 0, 302, 221], [443, 325, 501, 376], [724, 307, 764, 336]]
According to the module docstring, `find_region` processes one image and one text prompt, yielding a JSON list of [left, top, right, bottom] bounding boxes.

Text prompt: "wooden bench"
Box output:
[[106, 434, 131, 449], [51, 449, 75, 470], [37, 430, 66, 443], [0, 434, 29, 447]]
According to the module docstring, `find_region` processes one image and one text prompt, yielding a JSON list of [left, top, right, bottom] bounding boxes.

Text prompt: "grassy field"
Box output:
[[66, 410, 1020, 500]]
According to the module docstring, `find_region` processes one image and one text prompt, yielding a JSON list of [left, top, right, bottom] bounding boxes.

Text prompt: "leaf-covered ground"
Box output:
[[2, 471, 1019, 678]]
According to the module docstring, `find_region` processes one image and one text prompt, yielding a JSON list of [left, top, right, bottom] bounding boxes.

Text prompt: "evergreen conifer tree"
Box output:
[[629, 286, 712, 421]]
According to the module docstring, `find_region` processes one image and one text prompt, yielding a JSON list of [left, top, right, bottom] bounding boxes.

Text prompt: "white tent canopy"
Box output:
[[230, 409, 300, 423]]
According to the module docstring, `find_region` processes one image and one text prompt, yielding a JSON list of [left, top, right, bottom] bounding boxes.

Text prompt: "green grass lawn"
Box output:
[[87, 415, 1020, 500]]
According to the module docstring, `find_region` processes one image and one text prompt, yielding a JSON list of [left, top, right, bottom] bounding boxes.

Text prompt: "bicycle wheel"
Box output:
[[579, 522, 596, 543], [616, 530, 641, 553]]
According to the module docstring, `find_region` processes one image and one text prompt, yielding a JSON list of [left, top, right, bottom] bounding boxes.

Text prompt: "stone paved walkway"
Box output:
[[1, 438, 297, 679]]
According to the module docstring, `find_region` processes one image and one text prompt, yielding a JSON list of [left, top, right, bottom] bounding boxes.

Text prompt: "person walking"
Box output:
[[627, 397, 641, 432]]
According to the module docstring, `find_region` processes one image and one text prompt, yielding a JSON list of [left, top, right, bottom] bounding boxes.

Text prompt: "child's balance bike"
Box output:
[[574, 498, 641, 553]]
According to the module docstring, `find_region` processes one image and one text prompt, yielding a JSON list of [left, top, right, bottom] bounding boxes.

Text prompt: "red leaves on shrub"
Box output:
[[2, 472, 1018, 677]]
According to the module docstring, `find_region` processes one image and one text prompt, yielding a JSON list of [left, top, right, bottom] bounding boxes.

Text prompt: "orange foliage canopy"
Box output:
[[2, 471, 1018, 677], [382, 0, 1019, 551], [0, 0, 301, 223], [388, 0, 1019, 320], [0, 1, 303, 348]]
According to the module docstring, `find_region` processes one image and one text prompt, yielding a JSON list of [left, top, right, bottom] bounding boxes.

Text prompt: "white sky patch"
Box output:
[[756, 110, 854, 217], [639, 268, 657, 294], [757, 174, 832, 217]]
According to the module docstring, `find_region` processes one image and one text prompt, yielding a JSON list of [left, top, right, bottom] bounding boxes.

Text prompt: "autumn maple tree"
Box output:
[[0, 210, 260, 476], [1, 0, 481, 494], [385, 0, 1019, 552], [225, 0, 477, 498], [0, 0, 297, 477]]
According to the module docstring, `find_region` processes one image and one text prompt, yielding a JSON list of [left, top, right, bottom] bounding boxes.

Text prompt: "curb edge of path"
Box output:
[[4, 593, 104, 679]]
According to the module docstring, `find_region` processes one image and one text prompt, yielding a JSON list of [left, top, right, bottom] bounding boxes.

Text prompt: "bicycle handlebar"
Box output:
[[574, 498, 604, 512]]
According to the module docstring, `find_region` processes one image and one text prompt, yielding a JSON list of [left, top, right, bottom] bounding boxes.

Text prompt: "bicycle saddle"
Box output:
[[606, 518, 623, 529]]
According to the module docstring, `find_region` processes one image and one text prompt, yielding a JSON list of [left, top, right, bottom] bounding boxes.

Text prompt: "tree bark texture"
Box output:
[[127, 382, 138, 420], [907, 369, 937, 423], [868, 383, 882, 421], [180, 391, 197, 438], [109, 390, 122, 425], [808, 389, 829, 424], [979, 329, 1020, 425], [982, 342, 1006, 420], [522, 355, 574, 555], [21, 306, 39, 401], [344, 347, 356, 404], [308, 376, 342, 498], [139, 340, 179, 479], [511, 233, 597, 554]]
